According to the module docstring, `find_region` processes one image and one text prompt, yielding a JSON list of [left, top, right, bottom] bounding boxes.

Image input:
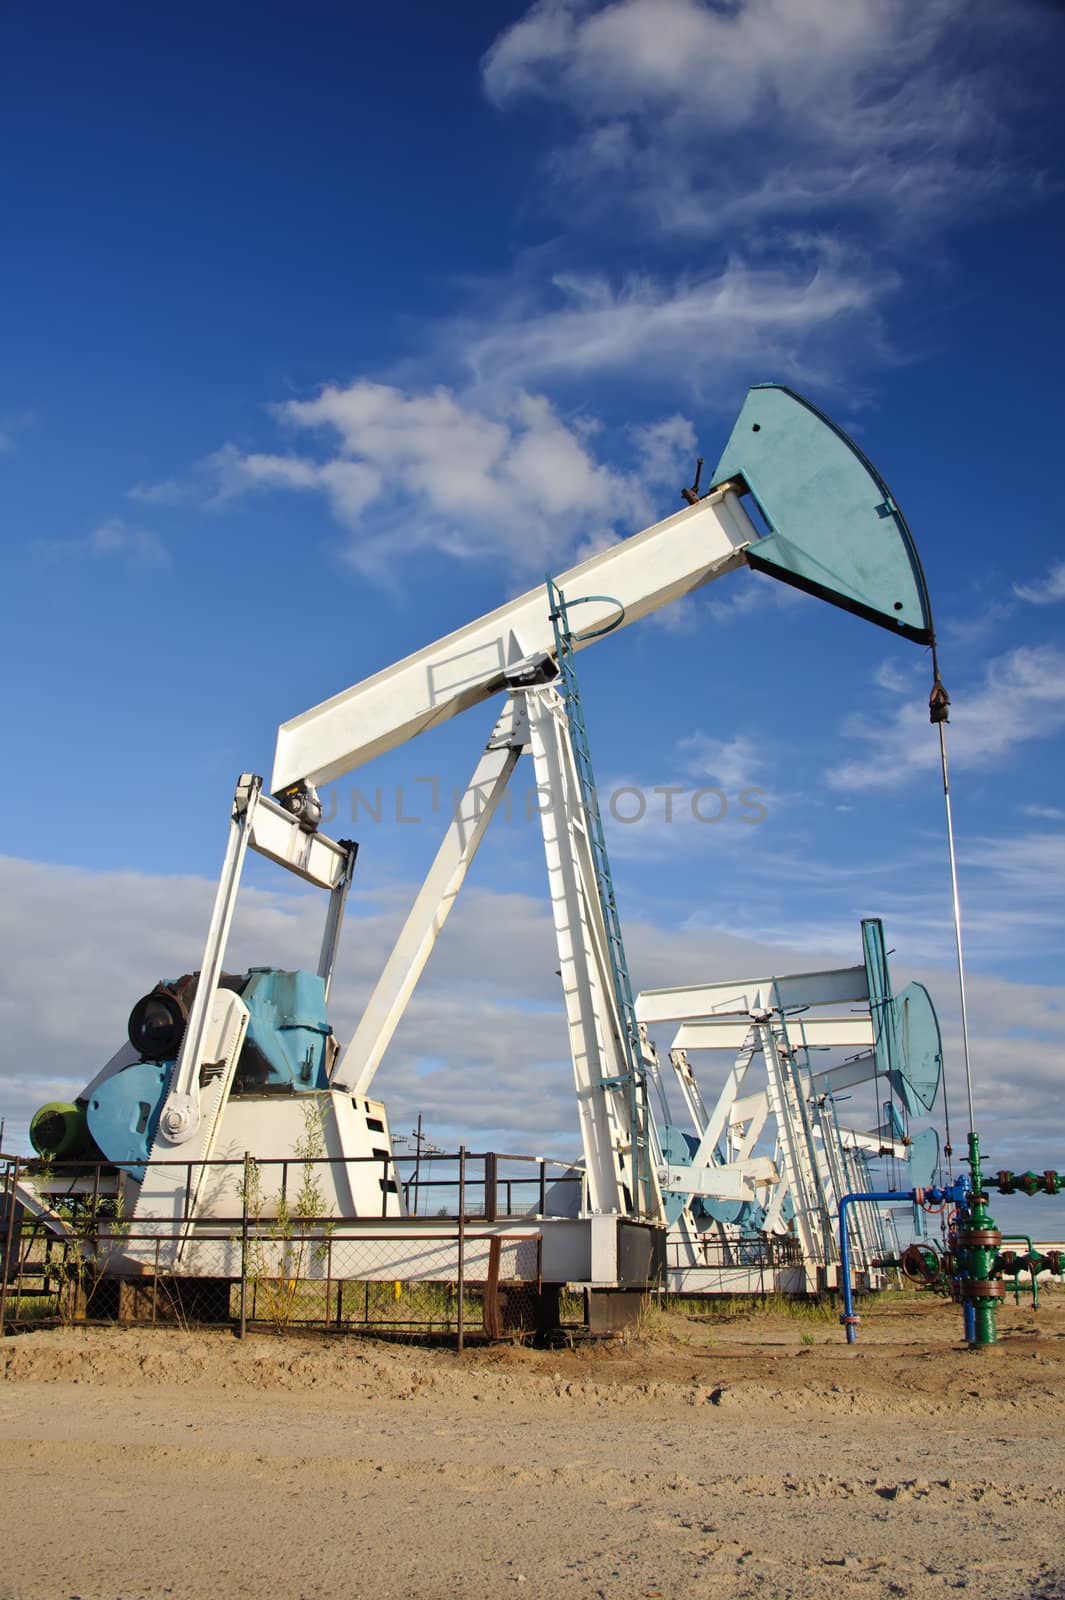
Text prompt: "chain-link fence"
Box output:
[[1, 1149, 562, 1347]]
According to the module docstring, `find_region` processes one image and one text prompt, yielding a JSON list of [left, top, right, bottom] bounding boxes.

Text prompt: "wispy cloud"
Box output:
[[677, 731, 768, 796], [599, 730, 775, 864], [458, 253, 898, 393], [701, 565, 807, 625], [33, 516, 168, 568], [959, 828, 1065, 905], [483, 0, 1046, 239], [207, 442, 384, 526], [872, 657, 924, 694], [628, 414, 695, 484], [1015, 559, 1065, 606], [828, 643, 1065, 791], [127, 475, 196, 507]]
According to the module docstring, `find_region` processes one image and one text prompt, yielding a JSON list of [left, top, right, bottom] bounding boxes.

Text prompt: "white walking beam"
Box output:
[[271, 488, 755, 791], [272, 383, 936, 795], [635, 966, 869, 1025], [670, 1016, 875, 1052]]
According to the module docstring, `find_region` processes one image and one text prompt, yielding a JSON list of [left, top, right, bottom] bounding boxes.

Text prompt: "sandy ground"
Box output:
[[2, 1294, 1065, 1600]]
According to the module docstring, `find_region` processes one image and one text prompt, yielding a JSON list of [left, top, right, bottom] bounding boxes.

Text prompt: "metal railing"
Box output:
[[666, 1232, 804, 1271], [0, 1147, 574, 1347]]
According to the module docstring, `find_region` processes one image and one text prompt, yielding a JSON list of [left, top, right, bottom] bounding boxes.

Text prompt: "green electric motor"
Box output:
[[29, 1101, 90, 1160]]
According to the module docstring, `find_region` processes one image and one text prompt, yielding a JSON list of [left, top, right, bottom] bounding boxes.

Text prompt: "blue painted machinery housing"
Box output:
[[85, 967, 333, 1177]]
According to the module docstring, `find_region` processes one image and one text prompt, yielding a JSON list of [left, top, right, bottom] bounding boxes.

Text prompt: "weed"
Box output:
[[632, 1294, 668, 1341], [241, 1098, 334, 1331], [9, 1160, 132, 1326], [661, 1293, 837, 1325]]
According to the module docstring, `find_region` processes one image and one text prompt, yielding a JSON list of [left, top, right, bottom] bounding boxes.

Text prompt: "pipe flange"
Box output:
[[958, 1229, 1002, 1250], [960, 1279, 1005, 1299]]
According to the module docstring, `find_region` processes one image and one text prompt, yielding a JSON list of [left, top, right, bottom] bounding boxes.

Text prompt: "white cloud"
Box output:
[[701, 564, 807, 625], [896, 966, 1065, 1167], [482, 0, 1040, 238], [207, 443, 384, 527], [0, 855, 569, 1157], [3, 851, 1061, 1170], [33, 516, 168, 568], [139, 380, 695, 581], [828, 643, 1065, 792], [677, 732, 765, 795], [597, 729, 775, 865], [127, 476, 194, 507], [872, 657, 915, 694], [958, 829, 1065, 907], [1015, 559, 1065, 606], [0, 853, 806, 1156], [460, 256, 897, 391], [628, 413, 695, 486], [486, 0, 899, 121], [648, 558, 812, 630]]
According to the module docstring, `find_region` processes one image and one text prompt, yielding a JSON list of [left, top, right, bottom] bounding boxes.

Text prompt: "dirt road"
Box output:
[[2, 1297, 1064, 1600]]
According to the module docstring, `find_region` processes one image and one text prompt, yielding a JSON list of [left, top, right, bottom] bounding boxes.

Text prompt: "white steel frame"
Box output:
[[635, 968, 907, 1290]]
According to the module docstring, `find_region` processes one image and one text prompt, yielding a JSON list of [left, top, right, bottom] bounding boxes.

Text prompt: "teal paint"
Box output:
[[893, 982, 943, 1115], [711, 384, 935, 645]]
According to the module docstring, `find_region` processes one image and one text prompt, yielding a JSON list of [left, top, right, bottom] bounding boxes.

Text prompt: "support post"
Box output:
[[0, 1158, 20, 1334], [160, 775, 261, 1146], [413, 1114, 422, 1219], [457, 1145, 466, 1356], [484, 1151, 498, 1223], [0, 1158, 20, 1331], [239, 1152, 250, 1341]]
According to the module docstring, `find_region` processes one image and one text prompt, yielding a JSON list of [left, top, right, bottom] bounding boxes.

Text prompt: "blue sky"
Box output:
[[2, 1, 1065, 1200]]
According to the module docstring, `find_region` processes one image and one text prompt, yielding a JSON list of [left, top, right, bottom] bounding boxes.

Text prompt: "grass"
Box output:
[[613, 1292, 841, 1348], [661, 1293, 838, 1324]]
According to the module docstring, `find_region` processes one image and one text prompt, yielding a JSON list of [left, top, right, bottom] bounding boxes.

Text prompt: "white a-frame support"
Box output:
[[337, 684, 660, 1221], [343, 695, 529, 1098], [523, 685, 659, 1219]]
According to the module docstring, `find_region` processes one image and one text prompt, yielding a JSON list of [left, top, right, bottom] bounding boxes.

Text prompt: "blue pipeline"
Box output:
[[839, 1181, 967, 1344]]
